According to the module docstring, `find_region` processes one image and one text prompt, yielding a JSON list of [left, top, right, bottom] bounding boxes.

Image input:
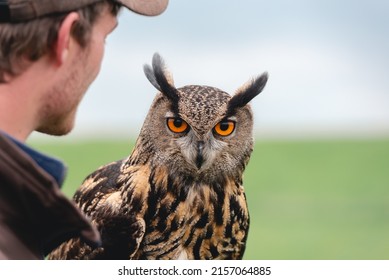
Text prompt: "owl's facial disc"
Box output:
[[165, 112, 236, 173], [177, 134, 225, 172], [195, 141, 205, 169], [173, 124, 230, 173]]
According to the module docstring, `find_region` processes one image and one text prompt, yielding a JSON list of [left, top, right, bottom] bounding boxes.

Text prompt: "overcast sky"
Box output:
[[34, 0, 389, 140]]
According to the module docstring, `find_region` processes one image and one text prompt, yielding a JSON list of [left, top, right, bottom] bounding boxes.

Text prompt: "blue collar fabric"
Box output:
[[1, 132, 67, 187]]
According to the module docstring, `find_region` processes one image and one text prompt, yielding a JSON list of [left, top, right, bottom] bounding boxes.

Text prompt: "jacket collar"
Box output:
[[0, 132, 101, 257], [2, 132, 67, 187]]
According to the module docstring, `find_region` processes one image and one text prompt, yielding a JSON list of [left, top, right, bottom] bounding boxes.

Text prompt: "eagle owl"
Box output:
[[49, 53, 268, 260]]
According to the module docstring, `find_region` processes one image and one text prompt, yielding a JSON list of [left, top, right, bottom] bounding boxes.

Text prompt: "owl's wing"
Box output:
[[48, 160, 146, 259]]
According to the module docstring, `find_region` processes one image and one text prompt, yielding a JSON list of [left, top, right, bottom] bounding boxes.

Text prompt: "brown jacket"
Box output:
[[0, 133, 100, 259]]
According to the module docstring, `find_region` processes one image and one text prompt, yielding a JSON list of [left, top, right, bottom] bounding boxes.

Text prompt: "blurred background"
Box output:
[[30, 0, 389, 259]]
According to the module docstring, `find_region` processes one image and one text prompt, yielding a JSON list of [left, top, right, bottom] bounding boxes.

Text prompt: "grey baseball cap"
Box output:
[[0, 0, 168, 22]]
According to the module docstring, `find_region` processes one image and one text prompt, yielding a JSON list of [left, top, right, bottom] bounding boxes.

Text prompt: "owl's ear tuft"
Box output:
[[226, 72, 269, 117], [144, 53, 180, 113]]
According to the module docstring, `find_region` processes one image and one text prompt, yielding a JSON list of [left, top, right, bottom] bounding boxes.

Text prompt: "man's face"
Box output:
[[37, 7, 118, 136]]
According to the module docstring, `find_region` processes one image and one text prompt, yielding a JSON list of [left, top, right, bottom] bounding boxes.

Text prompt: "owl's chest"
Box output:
[[139, 184, 249, 260]]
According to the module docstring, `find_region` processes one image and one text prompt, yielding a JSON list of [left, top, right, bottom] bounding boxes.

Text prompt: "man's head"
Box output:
[[0, 0, 168, 140], [0, 0, 168, 82]]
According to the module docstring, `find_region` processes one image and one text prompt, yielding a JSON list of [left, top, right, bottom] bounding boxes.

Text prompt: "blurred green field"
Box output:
[[30, 138, 389, 259]]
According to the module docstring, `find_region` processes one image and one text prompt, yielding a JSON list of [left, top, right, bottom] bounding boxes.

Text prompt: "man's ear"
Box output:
[[55, 12, 80, 66]]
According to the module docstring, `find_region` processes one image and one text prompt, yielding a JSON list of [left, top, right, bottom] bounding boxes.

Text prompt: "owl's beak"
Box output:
[[195, 141, 204, 169]]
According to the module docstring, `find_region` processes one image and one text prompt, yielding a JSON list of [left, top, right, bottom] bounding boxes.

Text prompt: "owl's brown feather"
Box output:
[[49, 155, 249, 259], [48, 53, 267, 260]]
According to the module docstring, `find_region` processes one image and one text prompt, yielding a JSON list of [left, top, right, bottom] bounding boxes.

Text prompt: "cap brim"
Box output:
[[117, 0, 169, 16]]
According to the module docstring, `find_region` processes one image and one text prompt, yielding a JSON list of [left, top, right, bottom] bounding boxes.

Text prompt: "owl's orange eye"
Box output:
[[213, 120, 235, 136], [167, 117, 190, 133]]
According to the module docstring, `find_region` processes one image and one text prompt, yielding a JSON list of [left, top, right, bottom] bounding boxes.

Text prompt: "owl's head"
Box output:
[[134, 53, 268, 183]]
